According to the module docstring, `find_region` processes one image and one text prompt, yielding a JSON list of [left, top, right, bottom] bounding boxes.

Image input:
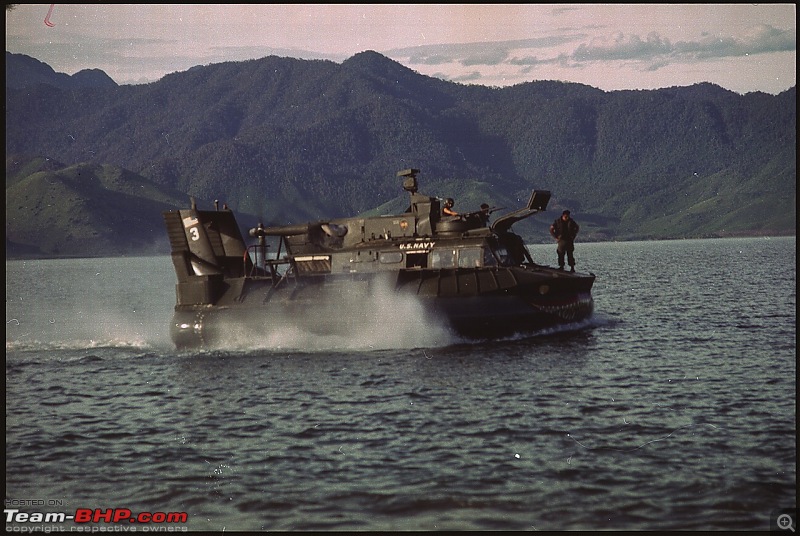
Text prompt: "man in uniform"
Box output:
[[478, 203, 491, 225], [550, 210, 580, 271], [442, 198, 458, 217]]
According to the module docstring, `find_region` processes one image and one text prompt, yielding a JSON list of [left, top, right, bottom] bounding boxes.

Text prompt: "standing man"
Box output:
[[550, 210, 580, 272], [478, 203, 491, 225]]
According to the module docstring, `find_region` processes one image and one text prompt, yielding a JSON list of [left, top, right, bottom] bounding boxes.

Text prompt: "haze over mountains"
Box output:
[[5, 51, 796, 258]]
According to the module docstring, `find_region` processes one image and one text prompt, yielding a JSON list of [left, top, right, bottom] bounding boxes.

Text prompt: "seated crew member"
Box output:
[[442, 198, 459, 217]]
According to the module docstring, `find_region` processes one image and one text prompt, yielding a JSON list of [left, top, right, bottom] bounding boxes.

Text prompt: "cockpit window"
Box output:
[[430, 249, 456, 268], [431, 246, 497, 268], [379, 251, 404, 264], [483, 247, 497, 266], [457, 247, 483, 268], [494, 245, 512, 266]]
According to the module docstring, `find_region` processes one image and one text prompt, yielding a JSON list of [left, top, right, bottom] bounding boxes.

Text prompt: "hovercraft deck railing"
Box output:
[[244, 244, 296, 284]]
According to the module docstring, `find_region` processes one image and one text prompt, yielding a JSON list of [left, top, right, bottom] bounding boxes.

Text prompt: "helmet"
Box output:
[[444, 198, 454, 208]]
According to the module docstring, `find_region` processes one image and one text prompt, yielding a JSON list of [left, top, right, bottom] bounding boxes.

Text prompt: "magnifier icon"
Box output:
[[778, 514, 795, 532]]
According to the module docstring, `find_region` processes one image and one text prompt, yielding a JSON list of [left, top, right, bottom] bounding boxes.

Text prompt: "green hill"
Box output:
[[5, 51, 796, 257], [6, 160, 194, 257]]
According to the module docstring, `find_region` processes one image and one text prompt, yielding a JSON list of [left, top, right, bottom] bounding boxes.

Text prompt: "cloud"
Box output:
[[408, 53, 455, 66], [387, 21, 796, 89], [392, 35, 582, 67], [507, 55, 548, 67], [573, 32, 672, 62], [460, 48, 509, 67], [446, 71, 485, 84], [6, 4, 795, 93], [551, 6, 581, 17], [571, 24, 795, 66]]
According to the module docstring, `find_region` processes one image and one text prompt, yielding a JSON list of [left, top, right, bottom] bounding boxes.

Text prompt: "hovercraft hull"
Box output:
[[168, 266, 594, 349], [163, 169, 596, 350]]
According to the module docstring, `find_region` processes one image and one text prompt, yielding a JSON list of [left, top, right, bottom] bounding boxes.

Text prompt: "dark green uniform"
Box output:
[[550, 213, 580, 270]]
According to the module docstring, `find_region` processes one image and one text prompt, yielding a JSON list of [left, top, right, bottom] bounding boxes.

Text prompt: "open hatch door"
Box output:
[[490, 190, 551, 234]]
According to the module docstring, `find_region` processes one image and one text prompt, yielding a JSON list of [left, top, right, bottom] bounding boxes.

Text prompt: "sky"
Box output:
[[5, 4, 797, 95]]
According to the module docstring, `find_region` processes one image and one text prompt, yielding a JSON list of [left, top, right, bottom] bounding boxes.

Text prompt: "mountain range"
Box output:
[[5, 50, 796, 258]]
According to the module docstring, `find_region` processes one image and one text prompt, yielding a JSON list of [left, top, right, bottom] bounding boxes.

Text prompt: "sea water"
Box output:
[[5, 237, 796, 530]]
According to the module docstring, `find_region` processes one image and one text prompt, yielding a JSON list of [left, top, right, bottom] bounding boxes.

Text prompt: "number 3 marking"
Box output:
[[189, 227, 200, 241]]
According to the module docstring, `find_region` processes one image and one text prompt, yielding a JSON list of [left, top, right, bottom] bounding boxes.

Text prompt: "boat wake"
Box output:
[[179, 280, 458, 353], [6, 337, 164, 353], [175, 308, 610, 356], [6, 310, 613, 356]]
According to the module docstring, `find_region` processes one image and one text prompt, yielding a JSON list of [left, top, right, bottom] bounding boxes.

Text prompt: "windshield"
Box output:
[[429, 246, 496, 268]]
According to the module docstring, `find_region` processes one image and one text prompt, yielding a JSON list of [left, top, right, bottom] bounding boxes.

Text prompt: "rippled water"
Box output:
[[5, 237, 796, 530]]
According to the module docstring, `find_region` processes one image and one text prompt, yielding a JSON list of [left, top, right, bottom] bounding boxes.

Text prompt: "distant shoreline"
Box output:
[[7, 232, 795, 261]]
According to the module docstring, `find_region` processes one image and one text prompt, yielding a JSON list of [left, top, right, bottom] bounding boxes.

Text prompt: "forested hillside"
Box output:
[[5, 51, 796, 257]]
